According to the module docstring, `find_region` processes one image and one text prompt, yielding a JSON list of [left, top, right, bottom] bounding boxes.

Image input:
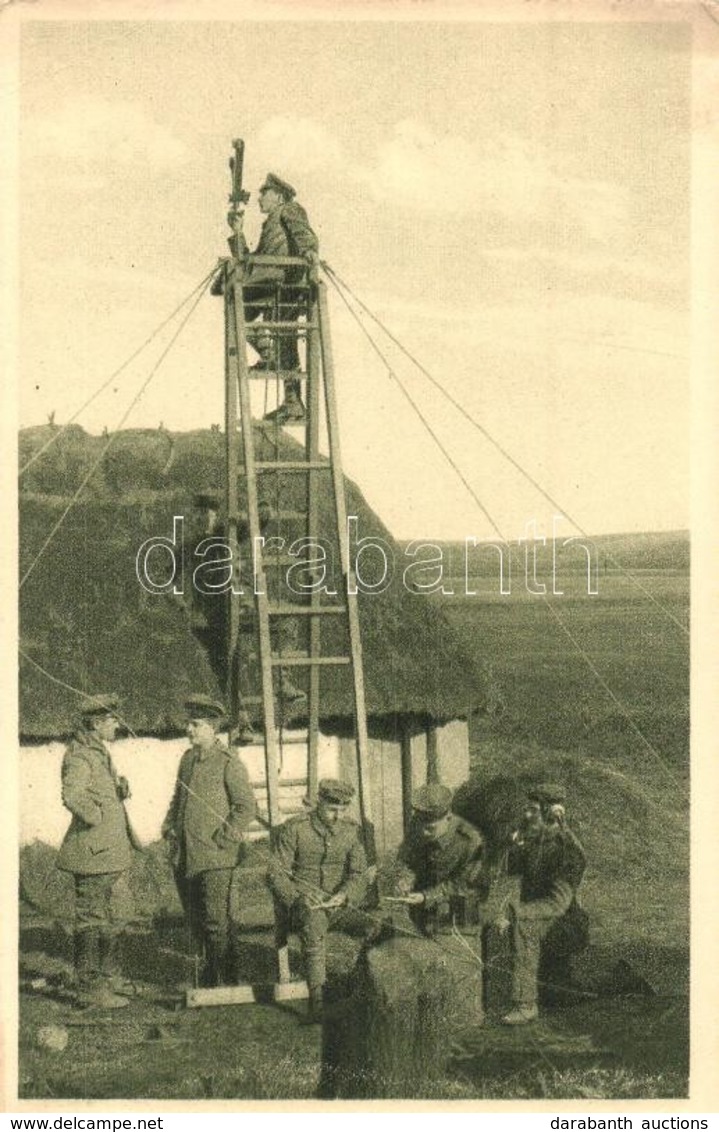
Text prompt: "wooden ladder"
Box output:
[[186, 254, 375, 1008]]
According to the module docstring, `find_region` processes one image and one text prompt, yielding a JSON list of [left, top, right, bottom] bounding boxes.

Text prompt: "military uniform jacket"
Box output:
[[267, 812, 368, 907], [508, 824, 586, 920], [162, 742, 256, 878], [246, 201, 319, 284], [398, 814, 485, 912], [57, 729, 141, 876]]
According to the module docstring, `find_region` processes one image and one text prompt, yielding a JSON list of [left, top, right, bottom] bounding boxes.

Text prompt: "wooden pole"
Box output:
[[317, 281, 375, 861], [223, 267, 241, 712], [400, 720, 414, 835], [426, 722, 439, 784], [306, 283, 322, 803]]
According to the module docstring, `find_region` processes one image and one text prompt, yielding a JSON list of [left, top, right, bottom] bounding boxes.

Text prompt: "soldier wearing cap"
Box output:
[[242, 172, 320, 425], [394, 783, 486, 937], [267, 778, 369, 1022], [57, 694, 142, 1009], [162, 694, 257, 986], [497, 783, 586, 1025]]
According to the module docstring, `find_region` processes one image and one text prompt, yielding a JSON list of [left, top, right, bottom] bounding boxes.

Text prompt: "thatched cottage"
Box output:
[[19, 425, 482, 854]]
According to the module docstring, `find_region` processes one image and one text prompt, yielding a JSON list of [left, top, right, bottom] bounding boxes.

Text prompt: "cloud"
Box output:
[[359, 120, 630, 241], [23, 95, 189, 176], [250, 114, 630, 244], [252, 116, 344, 176]]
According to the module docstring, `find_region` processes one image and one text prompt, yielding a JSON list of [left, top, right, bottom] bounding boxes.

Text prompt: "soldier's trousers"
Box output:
[[276, 901, 343, 991], [74, 871, 129, 937], [508, 910, 555, 1009], [174, 869, 233, 978], [243, 281, 301, 372]]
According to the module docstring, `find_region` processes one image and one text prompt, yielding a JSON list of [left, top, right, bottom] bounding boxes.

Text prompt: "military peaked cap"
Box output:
[[412, 783, 453, 820], [527, 783, 567, 805], [260, 172, 296, 200], [184, 694, 227, 721], [81, 694, 120, 718], [318, 778, 355, 805]]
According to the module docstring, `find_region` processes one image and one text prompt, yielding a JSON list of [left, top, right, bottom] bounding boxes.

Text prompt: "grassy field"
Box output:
[[448, 568, 690, 955], [18, 557, 690, 1101], [447, 573, 689, 775]]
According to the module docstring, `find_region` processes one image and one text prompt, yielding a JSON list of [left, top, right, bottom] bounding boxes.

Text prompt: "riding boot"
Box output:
[[302, 985, 324, 1025], [263, 378, 306, 424], [202, 937, 228, 988], [98, 932, 136, 996], [277, 671, 307, 723], [73, 929, 99, 990], [232, 710, 257, 747], [74, 930, 128, 1009]]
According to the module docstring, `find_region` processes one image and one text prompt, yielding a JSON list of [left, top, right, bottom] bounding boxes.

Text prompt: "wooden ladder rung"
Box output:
[[246, 254, 310, 268], [245, 370, 308, 381], [249, 775, 308, 788], [267, 604, 347, 616], [270, 655, 350, 667], [242, 461, 329, 472], [254, 321, 317, 332]]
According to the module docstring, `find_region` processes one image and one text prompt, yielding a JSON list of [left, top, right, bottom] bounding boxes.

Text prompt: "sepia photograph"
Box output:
[[3, 0, 717, 1110]]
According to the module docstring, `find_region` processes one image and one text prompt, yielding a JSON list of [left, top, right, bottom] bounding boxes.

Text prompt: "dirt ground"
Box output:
[[18, 915, 689, 1102]]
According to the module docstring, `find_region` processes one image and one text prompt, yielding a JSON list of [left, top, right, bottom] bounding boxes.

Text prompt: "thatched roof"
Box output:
[[19, 425, 483, 738]]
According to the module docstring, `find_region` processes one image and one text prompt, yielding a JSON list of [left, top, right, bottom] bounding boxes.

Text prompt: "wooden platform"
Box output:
[[185, 980, 309, 1008]]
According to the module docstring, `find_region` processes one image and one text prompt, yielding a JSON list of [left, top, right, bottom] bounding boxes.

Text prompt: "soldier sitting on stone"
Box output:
[[392, 784, 487, 938], [495, 782, 587, 1025], [266, 779, 370, 1023]]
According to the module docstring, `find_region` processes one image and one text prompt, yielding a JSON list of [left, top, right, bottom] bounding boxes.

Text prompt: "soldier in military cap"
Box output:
[[57, 694, 142, 1009], [242, 172, 320, 425], [162, 694, 257, 986], [496, 782, 587, 1025], [393, 783, 486, 936], [267, 778, 370, 1022]]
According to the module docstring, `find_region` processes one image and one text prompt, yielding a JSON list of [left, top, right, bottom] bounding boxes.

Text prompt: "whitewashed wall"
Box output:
[[339, 719, 470, 853], [19, 732, 340, 848], [20, 718, 469, 853]]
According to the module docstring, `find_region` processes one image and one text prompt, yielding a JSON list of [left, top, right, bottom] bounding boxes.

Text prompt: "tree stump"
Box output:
[[319, 927, 483, 1099]]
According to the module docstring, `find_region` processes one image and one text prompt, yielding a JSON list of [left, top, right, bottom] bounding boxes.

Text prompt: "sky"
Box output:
[[16, 16, 697, 540]]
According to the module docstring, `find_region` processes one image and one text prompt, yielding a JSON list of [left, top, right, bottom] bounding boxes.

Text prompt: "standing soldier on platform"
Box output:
[[241, 172, 320, 424], [56, 694, 142, 1009], [496, 783, 586, 1025], [393, 784, 487, 936], [267, 779, 369, 1023], [162, 695, 256, 987]]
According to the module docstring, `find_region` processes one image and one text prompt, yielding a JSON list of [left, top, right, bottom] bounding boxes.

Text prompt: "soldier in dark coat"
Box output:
[[162, 694, 256, 986], [242, 172, 320, 424], [56, 694, 142, 1008], [497, 783, 586, 1025], [394, 784, 487, 936], [267, 779, 369, 1022]]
